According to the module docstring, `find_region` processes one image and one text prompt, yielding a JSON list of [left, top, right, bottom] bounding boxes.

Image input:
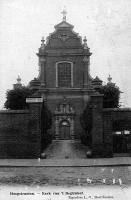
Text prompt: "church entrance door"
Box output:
[[59, 120, 70, 139]]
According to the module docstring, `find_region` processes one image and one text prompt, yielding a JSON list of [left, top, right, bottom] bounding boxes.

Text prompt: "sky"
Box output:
[[0, 0, 131, 108]]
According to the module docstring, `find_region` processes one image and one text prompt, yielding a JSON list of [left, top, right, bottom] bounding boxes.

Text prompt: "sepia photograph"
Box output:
[[0, 0, 131, 199]]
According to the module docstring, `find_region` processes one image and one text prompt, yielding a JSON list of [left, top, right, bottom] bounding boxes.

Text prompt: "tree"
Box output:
[[80, 98, 93, 146], [4, 87, 34, 110], [41, 101, 52, 131], [80, 100, 93, 133], [98, 83, 121, 108]]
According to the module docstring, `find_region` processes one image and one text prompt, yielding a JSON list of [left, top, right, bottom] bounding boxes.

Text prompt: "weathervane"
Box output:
[[61, 7, 67, 21]]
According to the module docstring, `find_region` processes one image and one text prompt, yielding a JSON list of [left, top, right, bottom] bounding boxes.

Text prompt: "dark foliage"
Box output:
[[41, 133, 52, 151], [80, 132, 92, 147], [80, 99, 93, 146], [98, 84, 120, 108], [4, 87, 34, 110], [80, 99, 93, 133], [41, 101, 52, 131], [41, 101, 52, 152]]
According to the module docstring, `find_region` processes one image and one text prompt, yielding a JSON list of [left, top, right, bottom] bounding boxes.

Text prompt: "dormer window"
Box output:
[[56, 61, 73, 88]]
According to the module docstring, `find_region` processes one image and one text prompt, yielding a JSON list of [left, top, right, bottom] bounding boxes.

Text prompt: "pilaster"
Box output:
[[83, 56, 90, 88], [39, 57, 46, 87]]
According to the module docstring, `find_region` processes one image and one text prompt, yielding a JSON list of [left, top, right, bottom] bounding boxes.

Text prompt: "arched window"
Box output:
[[56, 61, 73, 87]]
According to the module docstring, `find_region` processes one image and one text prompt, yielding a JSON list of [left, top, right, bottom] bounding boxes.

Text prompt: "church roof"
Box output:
[[54, 21, 74, 30]]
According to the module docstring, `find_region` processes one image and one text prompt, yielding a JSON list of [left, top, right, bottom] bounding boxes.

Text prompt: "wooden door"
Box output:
[[60, 121, 70, 139]]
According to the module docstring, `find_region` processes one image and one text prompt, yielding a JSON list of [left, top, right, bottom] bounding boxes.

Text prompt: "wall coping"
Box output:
[[0, 110, 30, 114], [91, 94, 104, 97], [103, 108, 131, 112]]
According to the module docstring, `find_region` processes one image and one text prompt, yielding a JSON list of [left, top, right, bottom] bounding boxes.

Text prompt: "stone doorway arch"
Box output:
[[54, 98, 75, 139]]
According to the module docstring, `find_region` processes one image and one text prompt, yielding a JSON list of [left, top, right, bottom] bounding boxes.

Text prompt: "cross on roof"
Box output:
[[61, 8, 67, 21]]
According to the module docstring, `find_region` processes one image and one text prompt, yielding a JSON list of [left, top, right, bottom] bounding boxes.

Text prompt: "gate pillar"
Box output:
[[26, 97, 43, 158], [91, 94, 104, 157]]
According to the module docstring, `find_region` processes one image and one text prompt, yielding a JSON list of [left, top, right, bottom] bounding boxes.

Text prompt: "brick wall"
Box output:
[[103, 111, 113, 157], [0, 107, 41, 158]]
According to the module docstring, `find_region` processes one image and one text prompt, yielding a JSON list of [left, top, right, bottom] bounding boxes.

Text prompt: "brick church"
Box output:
[[29, 10, 102, 140]]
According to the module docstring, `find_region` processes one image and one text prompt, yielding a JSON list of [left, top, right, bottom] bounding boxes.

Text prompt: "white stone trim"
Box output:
[[26, 98, 43, 103], [56, 61, 73, 87]]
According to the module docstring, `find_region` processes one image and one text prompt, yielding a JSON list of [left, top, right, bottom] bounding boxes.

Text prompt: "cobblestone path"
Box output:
[[44, 140, 89, 159]]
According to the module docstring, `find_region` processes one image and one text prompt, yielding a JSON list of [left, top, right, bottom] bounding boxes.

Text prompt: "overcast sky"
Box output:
[[0, 0, 131, 108]]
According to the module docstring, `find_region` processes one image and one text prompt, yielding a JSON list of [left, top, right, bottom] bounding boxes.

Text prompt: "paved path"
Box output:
[[44, 140, 89, 159]]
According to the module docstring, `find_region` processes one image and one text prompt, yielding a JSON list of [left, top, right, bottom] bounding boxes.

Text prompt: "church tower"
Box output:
[[29, 10, 96, 139]]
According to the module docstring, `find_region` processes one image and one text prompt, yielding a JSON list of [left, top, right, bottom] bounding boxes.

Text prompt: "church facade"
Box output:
[[29, 13, 101, 140], [1, 12, 131, 158]]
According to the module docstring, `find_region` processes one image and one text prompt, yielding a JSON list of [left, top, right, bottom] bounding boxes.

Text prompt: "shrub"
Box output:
[[4, 87, 34, 110], [98, 83, 121, 108]]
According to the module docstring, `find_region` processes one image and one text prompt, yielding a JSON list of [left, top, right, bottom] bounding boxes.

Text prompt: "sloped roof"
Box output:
[[54, 21, 74, 30], [93, 76, 102, 82], [92, 76, 103, 86]]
